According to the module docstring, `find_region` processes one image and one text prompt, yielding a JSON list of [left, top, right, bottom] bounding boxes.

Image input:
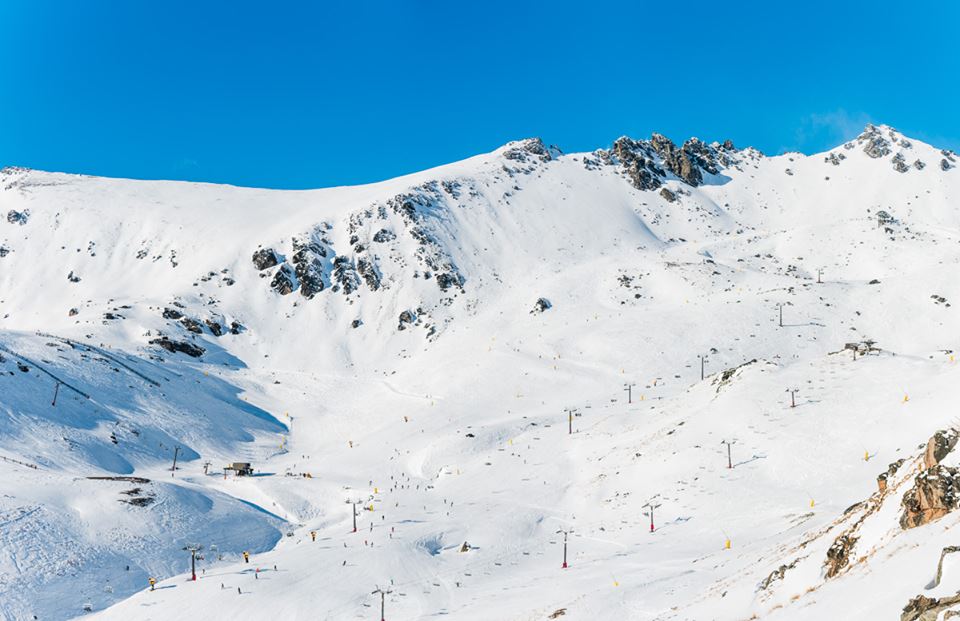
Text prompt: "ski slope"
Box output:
[[0, 124, 958, 620]]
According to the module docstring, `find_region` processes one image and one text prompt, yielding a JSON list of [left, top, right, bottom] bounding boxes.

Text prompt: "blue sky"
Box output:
[[0, 1, 957, 189]]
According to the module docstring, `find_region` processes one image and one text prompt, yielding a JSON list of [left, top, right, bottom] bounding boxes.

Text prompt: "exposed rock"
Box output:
[[373, 228, 396, 243], [0, 246, 9, 258], [162, 308, 184, 320], [180, 318, 203, 334], [878, 459, 906, 493], [351, 319, 362, 329], [252, 248, 280, 271], [68, 308, 79, 317], [930, 546, 960, 589], [900, 464, 960, 529], [149, 337, 204, 358], [942, 159, 954, 171], [357, 257, 381, 291], [531, 298, 552, 314], [860, 124, 892, 159], [502, 138, 553, 163], [398, 310, 416, 330], [67, 271, 81, 283], [901, 593, 960, 621], [892, 153, 909, 173], [291, 238, 326, 298], [913, 159, 926, 170], [824, 533, 857, 578], [651, 133, 703, 186], [435, 272, 463, 291], [6, 210, 29, 225], [204, 319, 224, 337], [924, 429, 959, 469], [271, 264, 298, 296], [229, 321, 243, 335], [824, 152, 846, 166], [659, 188, 677, 202], [332, 256, 360, 295], [758, 559, 798, 590]]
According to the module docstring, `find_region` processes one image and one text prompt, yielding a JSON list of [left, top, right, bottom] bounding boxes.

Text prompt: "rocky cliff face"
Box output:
[[606, 132, 738, 190]]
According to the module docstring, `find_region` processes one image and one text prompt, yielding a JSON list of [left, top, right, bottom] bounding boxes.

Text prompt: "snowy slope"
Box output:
[[0, 124, 958, 620]]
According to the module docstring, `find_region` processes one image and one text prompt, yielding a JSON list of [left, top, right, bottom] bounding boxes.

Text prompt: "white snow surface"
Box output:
[[0, 124, 957, 620]]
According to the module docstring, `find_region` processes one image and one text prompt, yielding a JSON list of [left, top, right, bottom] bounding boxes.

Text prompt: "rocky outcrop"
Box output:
[[291, 238, 327, 298], [924, 429, 959, 469], [608, 132, 730, 190], [373, 228, 396, 243], [899, 430, 960, 529], [659, 187, 677, 202], [892, 153, 909, 173], [252, 248, 280, 271], [149, 337, 204, 358], [901, 465, 960, 529], [271, 264, 297, 295], [180, 318, 203, 334], [824, 534, 857, 578], [356, 257, 381, 291], [6, 210, 29, 225], [502, 138, 553, 164], [901, 593, 960, 621], [332, 256, 360, 294], [824, 152, 846, 166], [397, 310, 416, 330], [878, 459, 905, 493], [859, 124, 892, 158]]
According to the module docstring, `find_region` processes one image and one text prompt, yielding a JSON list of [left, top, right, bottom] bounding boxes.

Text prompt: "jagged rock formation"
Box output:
[[860, 124, 892, 159], [900, 429, 960, 529]]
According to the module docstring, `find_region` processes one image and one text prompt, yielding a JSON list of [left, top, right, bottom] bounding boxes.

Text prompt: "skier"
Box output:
[[148, 577, 156, 591], [243, 551, 250, 563], [310, 531, 316, 542]]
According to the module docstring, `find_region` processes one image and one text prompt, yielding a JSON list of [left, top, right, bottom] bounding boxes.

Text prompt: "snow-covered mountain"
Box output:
[[1, 123, 959, 620]]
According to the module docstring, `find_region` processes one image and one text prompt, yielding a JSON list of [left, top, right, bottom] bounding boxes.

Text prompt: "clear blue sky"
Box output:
[[1, 1, 957, 189]]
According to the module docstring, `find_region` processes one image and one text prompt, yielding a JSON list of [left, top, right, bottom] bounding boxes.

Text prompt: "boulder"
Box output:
[[659, 188, 677, 203], [531, 298, 552, 314]]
